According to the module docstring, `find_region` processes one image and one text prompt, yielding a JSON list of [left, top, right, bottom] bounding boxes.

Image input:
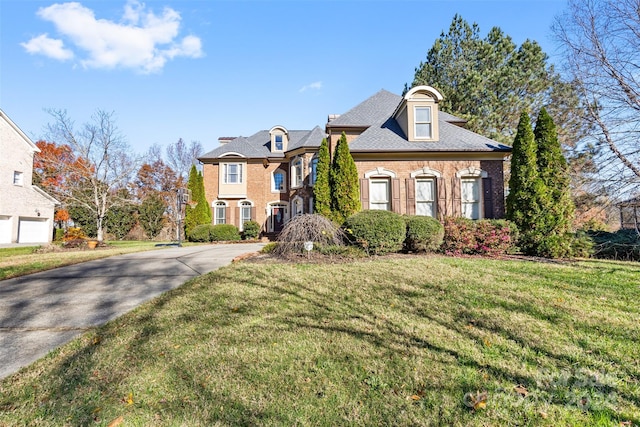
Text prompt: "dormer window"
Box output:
[[414, 106, 432, 139], [393, 85, 443, 142], [269, 126, 289, 152]]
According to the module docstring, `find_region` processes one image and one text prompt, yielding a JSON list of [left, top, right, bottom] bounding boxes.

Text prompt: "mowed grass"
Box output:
[[0, 241, 167, 280], [0, 256, 639, 426]]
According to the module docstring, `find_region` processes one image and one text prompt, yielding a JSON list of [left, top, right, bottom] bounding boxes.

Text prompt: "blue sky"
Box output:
[[1, 0, 568, 156]]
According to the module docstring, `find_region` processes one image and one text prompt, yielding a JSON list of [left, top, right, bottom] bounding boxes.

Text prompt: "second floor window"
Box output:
[[415, 106, 432, 139], [13, 171, 24, 186], [273, 170, 285, 192], [291, 158, 303, 187], [275, 135, 283, 151], [224, 163, 242, 184], [310, 156, 318, 185]]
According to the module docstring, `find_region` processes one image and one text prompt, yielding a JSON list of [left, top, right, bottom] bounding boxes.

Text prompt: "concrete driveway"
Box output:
[[0, 243, 264, 380]]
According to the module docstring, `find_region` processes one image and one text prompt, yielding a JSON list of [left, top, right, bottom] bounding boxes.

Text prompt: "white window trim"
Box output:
[[415, 177, 437, 218], [213, 200, 228, 225], [364, 167, 396, 179], [223, 163, 243, 184], [238, 200, 254, 231], [291, 157, 304, 188], [369, 177, 391, 211], [271, 169, 287, 193], [414, 106, 432, 140], [455, 167, 488, 179], [291, 196, 304, 218], [410, 167, 442, 178], [13, 171, 24, 186]]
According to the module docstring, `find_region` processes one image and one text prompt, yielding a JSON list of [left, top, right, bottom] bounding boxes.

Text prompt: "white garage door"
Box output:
[[18, 218, 49, 243], [0, 216, 11, 244]]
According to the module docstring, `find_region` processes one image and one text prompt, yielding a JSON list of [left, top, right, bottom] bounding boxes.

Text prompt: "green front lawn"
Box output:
[[1, 256, 638, 426]]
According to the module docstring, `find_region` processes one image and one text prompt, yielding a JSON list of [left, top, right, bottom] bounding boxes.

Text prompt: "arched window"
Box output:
[[291, 157, 303, 188], [272, 169, 286, 192], [292, 196, 304, 218], [213, 201, 227, 224], [238, 200, 253, 230]]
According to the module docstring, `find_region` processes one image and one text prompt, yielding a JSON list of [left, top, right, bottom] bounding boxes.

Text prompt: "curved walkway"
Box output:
[[0, 243, 264, 380]]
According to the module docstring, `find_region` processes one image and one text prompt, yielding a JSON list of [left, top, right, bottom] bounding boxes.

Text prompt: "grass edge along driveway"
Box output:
[[1, 255, 639, 426]]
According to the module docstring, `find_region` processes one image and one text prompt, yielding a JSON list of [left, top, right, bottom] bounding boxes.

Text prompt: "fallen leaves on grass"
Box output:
[[463, 390, 488, 411], [513, 384, 528, 397]]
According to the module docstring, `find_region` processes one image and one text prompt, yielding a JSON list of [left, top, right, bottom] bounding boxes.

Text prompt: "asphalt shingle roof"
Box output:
[[199, 126, 325, 160]]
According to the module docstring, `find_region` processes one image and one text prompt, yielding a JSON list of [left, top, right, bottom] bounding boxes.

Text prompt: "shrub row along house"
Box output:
[[199, 86, 511, 234]]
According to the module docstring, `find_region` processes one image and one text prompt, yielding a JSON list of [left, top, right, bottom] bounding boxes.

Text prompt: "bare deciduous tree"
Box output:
[[553, 0, 640, 196], [166, 138, 203, 184], [46, 109, 140, 241]]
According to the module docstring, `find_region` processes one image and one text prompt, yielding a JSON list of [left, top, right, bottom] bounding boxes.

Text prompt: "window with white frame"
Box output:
[[291, 157, 303, 188], [416, 178, 437, 217], [370, 178, 390, 210], [214, 201, 227, 224], [292, 197, 303, 218], [274, 134, 283, 151], [461, 178, 481, 220], [415, 106, 432, 139], [272, 170, 286, 192], [223, 163, 243, 184], [310, 156, 319, 186], [239, 201, 252, 230], [13, 171, 24, 186]]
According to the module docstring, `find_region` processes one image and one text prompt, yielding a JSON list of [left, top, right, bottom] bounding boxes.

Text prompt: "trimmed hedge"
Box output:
[[188, 224, 215, 242], [211, 224, 241, 241], [343, 210, 406, 255], [187, 224, 241, 242], [403, 215, 444, 253]]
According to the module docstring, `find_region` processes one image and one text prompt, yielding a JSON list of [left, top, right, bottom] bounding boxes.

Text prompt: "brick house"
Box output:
[[199, 86, 511, 235], [0, 109, 59, 243]]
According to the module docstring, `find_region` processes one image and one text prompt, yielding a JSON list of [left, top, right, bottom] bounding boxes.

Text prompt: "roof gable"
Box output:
[[0, 109, 40, 154]]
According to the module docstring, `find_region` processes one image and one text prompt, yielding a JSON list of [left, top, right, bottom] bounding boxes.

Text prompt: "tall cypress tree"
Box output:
[[313, 138, 332, 218], [534, 107, 574, 234], [506, 112, 549, 254], [330, 132, 361, 224], [184, 165, 212, 236]]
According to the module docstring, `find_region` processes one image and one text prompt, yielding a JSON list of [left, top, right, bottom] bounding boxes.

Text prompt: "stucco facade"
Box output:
[[0, 110, 58, 244]]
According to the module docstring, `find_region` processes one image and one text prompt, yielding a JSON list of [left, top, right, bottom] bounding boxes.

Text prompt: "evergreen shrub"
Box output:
[[241, 221, 260, 240], [188, 224, 214, 242], [211, 224, 241, 241], [343, 210, 405, 255], [588, 230, 640, 261], [403, 215, 444, 253]]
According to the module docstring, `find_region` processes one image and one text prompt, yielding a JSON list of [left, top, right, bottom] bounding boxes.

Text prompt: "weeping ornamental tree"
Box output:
[[313, 138, 332, 218], [330, 132, 361, 224]]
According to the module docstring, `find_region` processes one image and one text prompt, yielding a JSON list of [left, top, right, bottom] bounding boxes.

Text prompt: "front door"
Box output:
[[273, 206, 285, 232]]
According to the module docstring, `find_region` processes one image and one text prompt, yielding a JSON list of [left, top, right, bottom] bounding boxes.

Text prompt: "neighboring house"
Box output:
[[0, 109, 59, 244], [199, 86, 511, 235], [619, 197, 640, 230]]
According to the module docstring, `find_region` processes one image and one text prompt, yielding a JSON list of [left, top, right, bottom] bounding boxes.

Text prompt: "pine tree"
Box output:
[[506, 112, 549, 254], [534, 108, 574, 234], [330, 132, 361, 224], [313, 138, 332, 218]]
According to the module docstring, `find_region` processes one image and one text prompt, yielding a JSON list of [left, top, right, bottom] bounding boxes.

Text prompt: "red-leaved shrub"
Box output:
[[442, 217, 518, 256]]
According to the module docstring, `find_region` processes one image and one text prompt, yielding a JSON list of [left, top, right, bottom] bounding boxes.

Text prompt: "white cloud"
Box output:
[[22, 1, 203, 73], [299, 81, 323, 93], [21, 34, 74, 60]]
